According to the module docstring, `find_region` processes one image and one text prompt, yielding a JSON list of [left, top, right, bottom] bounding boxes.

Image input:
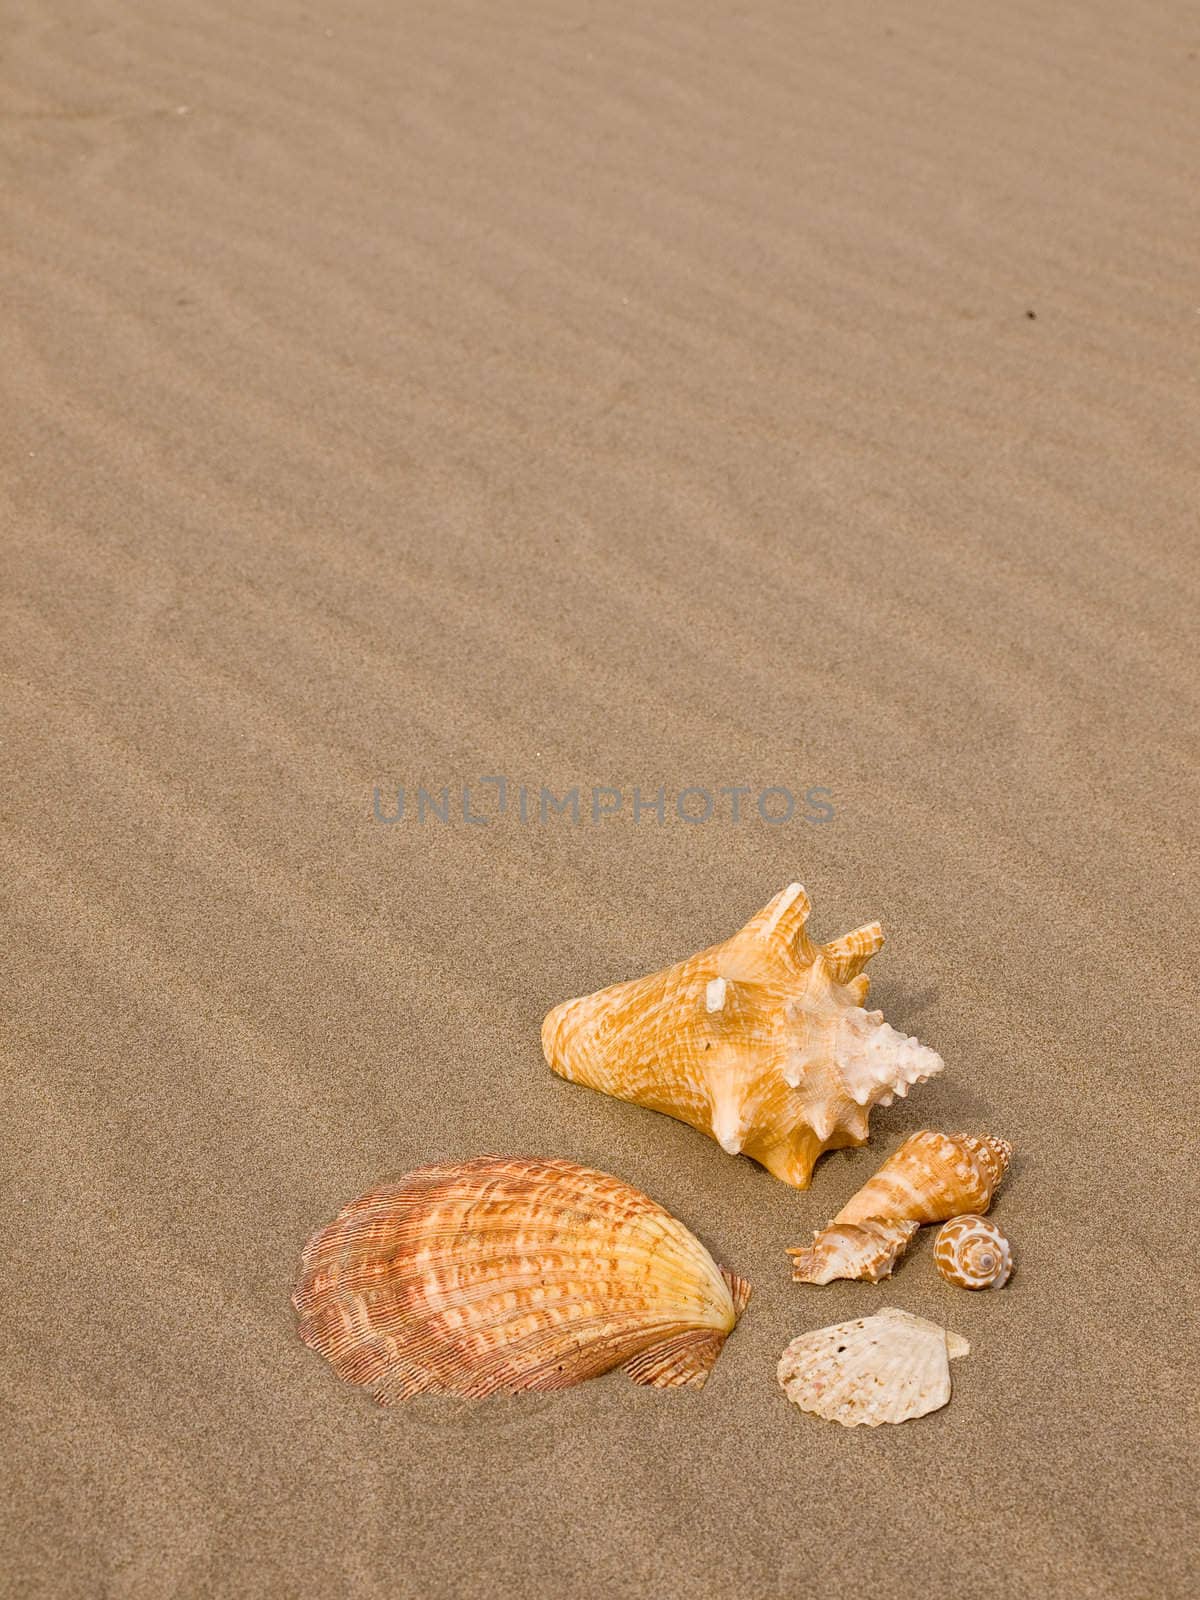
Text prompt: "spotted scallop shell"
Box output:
[[778, 1307, 969, 1427], [543, 884, 943, 1190], [294, 1156, 751, 1402], [934, 1214, 1013, 1289]]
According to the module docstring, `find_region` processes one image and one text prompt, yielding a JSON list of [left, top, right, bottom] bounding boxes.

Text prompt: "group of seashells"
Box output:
[[295, 884, 1014, 1426]]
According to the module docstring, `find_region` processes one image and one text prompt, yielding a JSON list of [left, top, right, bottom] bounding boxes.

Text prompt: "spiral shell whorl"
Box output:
[[934, 1214, 1013, 1290], [964, 1134, 1013, 1193]]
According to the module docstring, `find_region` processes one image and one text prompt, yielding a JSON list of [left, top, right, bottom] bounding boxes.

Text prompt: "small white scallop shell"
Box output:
[[934, 1214, 1013, 1289], [778, 1307, 968, 1427]]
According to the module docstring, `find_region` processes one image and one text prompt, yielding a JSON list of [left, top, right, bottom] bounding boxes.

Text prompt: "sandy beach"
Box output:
[[2, 2, 1197, 1596]]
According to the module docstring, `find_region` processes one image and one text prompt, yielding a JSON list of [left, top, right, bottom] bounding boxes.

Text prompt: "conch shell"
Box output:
[[778, 1307, 969, 1427], [543, 884, 944, 1189], [789, 1130, 1012, 1282], [934, 1214, 1013, 1289], [293, 1156, 751, 1401]]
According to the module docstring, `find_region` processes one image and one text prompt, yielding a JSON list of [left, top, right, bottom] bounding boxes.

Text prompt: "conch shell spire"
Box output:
[[821, 922, 885, 983], [543, 884, 944, 1189]]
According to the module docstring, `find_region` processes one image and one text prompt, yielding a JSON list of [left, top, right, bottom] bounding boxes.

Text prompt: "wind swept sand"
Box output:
[[2, 2, 1196, 1596]]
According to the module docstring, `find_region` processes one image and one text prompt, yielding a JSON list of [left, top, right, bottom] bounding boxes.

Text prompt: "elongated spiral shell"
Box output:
[[293, 1156, 751, 1402], [834, 1130, 1012, 1226], [934, 1215, 1013, 1289], [788, 1129, 1012, 1282], [543, 884, 944, 1190], [786, 1220, 918, 1285]]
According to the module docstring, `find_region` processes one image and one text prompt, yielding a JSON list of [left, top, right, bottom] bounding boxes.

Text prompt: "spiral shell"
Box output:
[[294, 1156, 751, 1402], [543, 884, 943, 1190], [788, 1130, 1012, 1282], [934, 1215, 1013, 1289], [835, 1130, 1012, 1226], [787, 1219, 918, 1285]]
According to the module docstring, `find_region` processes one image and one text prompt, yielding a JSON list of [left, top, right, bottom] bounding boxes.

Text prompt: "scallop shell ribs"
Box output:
[[543, 884, 944, 1189], [778, 1307, 969, 1427], [294, 1156, 751, 1402], [789, 1130, 1012, 1282]]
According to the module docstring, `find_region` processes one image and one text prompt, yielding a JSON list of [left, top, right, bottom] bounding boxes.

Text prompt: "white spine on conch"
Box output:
[[838, 1011, 944, 1106], [761, 881, 807, 939], [709, 1071, 745, 1154], [711, 1109, 744, 1155]]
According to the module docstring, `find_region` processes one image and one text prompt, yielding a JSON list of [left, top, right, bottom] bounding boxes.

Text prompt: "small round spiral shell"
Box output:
[[934, 1215, 1013, 1289]]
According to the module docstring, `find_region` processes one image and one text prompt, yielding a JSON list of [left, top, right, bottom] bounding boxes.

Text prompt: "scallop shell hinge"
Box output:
[[543, 883, 944, 1189]]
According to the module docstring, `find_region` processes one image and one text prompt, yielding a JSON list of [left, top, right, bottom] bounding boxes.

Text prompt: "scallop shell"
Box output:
[[293, 1156, 751, 1402], [778, 1307, 969, 1427], [543, 884, 944, 1189], [789, 1130, 1012, 1282], [934, 1215, 1013, 1289]]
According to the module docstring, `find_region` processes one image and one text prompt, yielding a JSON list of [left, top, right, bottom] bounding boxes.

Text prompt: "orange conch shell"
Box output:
[[294, 1156, 751, 1402], [934, 1214, 1014, 1289], [789, 1130, 1012, 1282], [543, 884, 944, 1189]]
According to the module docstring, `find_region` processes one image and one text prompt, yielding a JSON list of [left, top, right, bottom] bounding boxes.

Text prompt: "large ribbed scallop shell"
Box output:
[[293, 1156, 751, 1402], [778, 1307, 969, 1427], [789, 1130, 1012, 1282], [934, 1215, 1013, 1289], [543, 885, 944, 1190]]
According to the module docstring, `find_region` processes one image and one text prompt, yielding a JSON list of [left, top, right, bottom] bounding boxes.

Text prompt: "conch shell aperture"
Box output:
[[789, 1130, 1013, 1283], [294, 1156, 751, 1401], [543, 884, 944, 1189]]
